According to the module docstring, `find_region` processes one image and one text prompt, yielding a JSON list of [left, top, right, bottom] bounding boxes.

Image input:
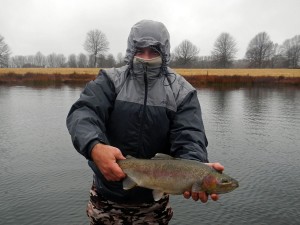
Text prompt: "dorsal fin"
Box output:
[[152, 153, 175, 160], [126, 155, 136, 159]]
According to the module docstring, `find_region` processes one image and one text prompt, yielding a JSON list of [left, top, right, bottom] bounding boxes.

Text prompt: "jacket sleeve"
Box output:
[[169, 90, 209, 162], [66, 70, 115, 159]]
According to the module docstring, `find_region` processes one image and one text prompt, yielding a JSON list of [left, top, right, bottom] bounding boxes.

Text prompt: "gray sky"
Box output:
[[1, 0, 299, 59]]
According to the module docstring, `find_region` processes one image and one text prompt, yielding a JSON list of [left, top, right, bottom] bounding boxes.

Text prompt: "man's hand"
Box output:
[[91, 143, 126, 181], [183, 162, 224, 203]]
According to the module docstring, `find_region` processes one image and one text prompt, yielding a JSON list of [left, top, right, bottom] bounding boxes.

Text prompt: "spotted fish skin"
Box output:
[[117, 153, 239, 200]]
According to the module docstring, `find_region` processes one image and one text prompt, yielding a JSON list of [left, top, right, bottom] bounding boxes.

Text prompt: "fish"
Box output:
[[117, 153, 239, 201]]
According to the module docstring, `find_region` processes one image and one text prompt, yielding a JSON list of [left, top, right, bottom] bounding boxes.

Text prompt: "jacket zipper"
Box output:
[[137, 64, 148, 157]]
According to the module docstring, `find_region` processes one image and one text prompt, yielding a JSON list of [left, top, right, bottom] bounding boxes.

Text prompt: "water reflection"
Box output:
[[0, 85, 299, 225]]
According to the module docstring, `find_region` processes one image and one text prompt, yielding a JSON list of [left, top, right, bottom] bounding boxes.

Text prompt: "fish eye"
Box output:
[[221, 178, 229, 183]]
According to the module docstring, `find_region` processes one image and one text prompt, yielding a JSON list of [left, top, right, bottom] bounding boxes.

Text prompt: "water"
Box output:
[[0, 84, 299, 225]]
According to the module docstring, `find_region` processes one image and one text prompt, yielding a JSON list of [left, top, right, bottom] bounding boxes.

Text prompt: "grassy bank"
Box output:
[[1, 68, 299, 87], [176, 68, 300, 77], [0, 68, 98, 84]]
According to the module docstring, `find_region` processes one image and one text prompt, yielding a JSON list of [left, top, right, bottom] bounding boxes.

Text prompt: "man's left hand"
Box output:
[[183, 162, 224, 203]]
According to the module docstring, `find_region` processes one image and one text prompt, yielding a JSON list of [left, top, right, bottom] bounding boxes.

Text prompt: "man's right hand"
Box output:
[[91, 143, 126, 181]]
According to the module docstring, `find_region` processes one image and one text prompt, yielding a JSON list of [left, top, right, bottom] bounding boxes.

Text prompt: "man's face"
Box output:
[[135, 47, 160, 60]]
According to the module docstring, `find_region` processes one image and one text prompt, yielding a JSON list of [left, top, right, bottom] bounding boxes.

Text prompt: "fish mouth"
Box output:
[[232, 182, 239, 188]]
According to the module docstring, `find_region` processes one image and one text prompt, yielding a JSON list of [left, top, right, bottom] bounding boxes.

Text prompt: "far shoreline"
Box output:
[[0, 68, 299, 87]]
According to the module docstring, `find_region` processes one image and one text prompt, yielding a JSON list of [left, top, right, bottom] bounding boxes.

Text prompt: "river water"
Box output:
[[0, 84, 299, 225]]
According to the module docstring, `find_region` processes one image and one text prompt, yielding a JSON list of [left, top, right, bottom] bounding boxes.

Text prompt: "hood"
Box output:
[[124, 20, 171, 65]]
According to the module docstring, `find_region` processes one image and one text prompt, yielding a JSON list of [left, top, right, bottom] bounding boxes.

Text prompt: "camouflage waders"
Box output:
[[87, 183, 173, 225]]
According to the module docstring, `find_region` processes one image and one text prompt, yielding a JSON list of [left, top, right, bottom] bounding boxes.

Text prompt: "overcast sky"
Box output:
[[1, 0, 299, 59]]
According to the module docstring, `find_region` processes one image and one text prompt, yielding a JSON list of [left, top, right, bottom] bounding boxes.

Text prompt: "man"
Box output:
[[67, 20, 224, 224]]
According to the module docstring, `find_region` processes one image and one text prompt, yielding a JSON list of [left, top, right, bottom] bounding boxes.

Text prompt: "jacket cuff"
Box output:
[[87, 140, 101, 160]]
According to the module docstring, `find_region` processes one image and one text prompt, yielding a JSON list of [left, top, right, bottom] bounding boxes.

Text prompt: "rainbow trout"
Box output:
[[117, 153, 239, 201]]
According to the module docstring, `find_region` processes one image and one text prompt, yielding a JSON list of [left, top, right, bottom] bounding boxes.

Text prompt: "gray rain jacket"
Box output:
[[66, 20, 208, 204]]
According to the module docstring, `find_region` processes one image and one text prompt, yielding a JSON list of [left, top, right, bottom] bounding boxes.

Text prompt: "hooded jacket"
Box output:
[[66, 20, 208, 203]]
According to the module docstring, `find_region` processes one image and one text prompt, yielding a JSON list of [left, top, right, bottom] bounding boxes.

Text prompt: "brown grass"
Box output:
[[1, 68, 300, 77], [0, 68, 99, 75], [175, 68, 300, 77], [0, 68, 97, 84], [0, 68, 299, 86]]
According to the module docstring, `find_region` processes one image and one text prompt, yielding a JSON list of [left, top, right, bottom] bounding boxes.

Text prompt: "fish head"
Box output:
[[201, 172, 239, 194]]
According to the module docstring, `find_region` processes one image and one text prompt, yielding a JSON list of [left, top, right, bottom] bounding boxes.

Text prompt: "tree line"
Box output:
[[0, 30, 299, 68]]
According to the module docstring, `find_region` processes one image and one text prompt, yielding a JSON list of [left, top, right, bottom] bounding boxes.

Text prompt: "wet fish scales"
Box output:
[[117, 153, 239, 201]]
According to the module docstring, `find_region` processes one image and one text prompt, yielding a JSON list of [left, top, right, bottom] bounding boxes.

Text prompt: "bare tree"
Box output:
[[245, 32, 274, 68], [211, 33, 237, 68], [105, 54, 116, 67], [56, 54, 66, 67], [116, 52, 124, 67], [34, 52, 46, 67], [68, 54, 77, 68], [281, 35, 300, 68], [0, 35, 11, 67], [10, 53, 45, 68], [268, 43, 287, 68], [173, 40, 199, 67], [26, 55, 35, 66], [77, 53, 87, 68], [47, 53, 57, 67], [46, 53, 66, 67], [96, 54, 106, 68], [84, 29, 109, 67], [88, 54, 95, 67], [197, 56, 214, 68], [10, 55, 26, 68]]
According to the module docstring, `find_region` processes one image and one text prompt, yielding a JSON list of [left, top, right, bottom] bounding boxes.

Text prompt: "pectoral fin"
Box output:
[[122, 176, 137, 190], [152, 190, 165, 201]]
